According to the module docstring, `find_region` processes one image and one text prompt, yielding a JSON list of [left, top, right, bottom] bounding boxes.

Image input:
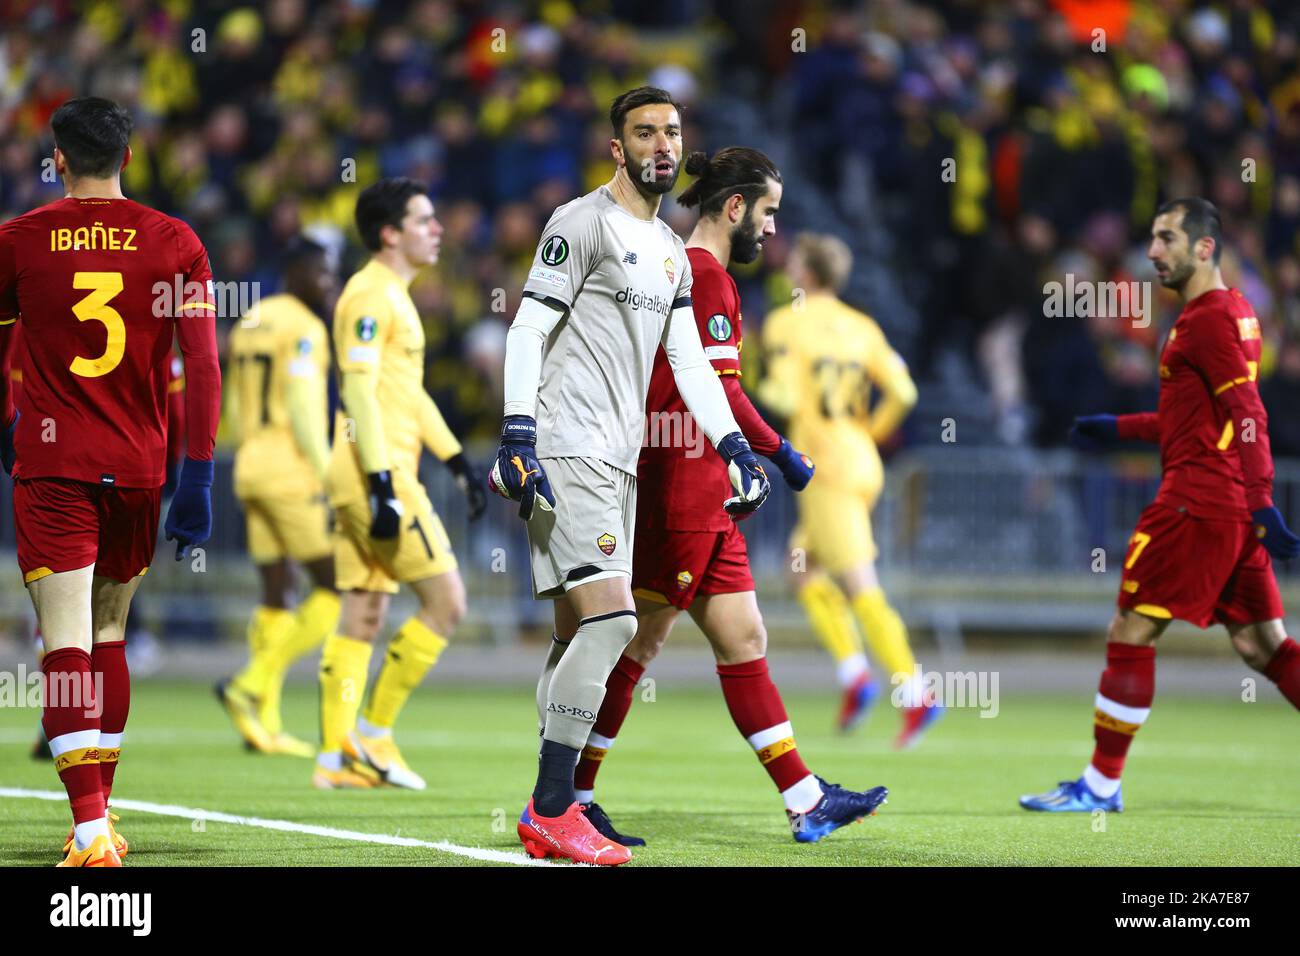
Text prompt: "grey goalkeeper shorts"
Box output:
[[526, 456, 637, 599]]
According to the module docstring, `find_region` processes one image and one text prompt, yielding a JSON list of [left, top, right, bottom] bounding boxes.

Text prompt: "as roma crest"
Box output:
[[597, 533, 617, 556], [663, 257, 676, 284]]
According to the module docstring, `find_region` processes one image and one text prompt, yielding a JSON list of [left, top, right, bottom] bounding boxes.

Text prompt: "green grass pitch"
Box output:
[[1, 678, 1295, 866]]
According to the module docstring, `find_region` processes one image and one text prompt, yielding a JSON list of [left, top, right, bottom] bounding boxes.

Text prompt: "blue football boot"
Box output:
[[1019, 778, 1123, 812], [789, 777, 888, 843]]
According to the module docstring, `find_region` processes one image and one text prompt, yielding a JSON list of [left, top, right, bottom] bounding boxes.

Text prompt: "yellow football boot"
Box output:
[[267, 732, 316, 758], [311, 760, 379, 789], [64, 810, 127, 857], [214, 679, 276, 753], [57, 834, 122, 867], [346, 730, 426, 790]]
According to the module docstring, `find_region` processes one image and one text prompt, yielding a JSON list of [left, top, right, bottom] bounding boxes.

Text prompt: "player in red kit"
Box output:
[[1021, 198, 1300, 813], [0, 97, 221, 864], [567, 148, 887, 845]]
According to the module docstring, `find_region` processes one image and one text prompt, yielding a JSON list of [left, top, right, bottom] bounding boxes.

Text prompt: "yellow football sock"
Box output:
[[232, 606, 296, 700], [282, 588, 340, 664], [797, 575, 864, 664], [258, 589, 341, 735], [319, 634, 373, 753], [362, 617, 449, 731], [851, 587, 915, 683]]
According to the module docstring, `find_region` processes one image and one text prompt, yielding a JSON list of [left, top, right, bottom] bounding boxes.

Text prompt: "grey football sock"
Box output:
[[536, 633, 570, 737], [542, 610, 638, 750]]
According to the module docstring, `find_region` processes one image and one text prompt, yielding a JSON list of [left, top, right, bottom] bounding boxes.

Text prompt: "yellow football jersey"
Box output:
[[228, 293, 330, 499], [760, 293, 915, 493], [326, 258, 461, 506]]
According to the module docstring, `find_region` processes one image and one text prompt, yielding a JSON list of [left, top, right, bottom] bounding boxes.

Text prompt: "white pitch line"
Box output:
[[0, 787, 557, 867]]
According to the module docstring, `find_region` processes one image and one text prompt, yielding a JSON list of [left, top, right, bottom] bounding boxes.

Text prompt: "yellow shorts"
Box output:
[[790, 481, 879, 575], [240, 492, 333, 565], [333, 480, 457, 594]]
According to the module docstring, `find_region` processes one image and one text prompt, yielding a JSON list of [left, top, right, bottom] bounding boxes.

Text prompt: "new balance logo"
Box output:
[[622, 251, 637, 264]]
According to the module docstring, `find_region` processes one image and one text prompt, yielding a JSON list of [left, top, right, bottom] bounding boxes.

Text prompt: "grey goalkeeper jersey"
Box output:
[[521, 186, 693, 475]]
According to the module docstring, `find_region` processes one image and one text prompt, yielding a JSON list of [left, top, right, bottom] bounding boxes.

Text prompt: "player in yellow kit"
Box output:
[[219, 238, 341, 757], [761, 233, 942, 748], [314, 177, 486, 790]]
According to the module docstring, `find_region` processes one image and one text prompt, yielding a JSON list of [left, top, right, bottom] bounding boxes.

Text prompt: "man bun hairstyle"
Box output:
[[677, 146, 782, 217]]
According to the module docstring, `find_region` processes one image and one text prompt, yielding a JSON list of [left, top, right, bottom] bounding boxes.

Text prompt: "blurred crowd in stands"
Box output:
[[2, 0, 1300, 455]]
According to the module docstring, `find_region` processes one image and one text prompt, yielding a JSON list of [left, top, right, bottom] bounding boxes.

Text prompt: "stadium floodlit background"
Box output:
[[0, 0, 1298, 870]]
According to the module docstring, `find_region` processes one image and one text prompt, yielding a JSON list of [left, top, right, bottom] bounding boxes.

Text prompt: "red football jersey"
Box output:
[[639, 247, 779, 531], [1121, 288, 1272, 520], [0, 197, 218, 487]]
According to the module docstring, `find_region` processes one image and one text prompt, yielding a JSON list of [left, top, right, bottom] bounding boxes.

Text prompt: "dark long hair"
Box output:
[[677, 147, 781, 216]]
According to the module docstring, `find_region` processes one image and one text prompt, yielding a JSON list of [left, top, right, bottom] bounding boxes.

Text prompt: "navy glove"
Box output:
[[717, 431, 770, 519], [768, 437, 814, 491], [164, 457, 213, 560], [488, 415, 555, 520], [1068, 414, 1119, 451], [367, 470, 403, 540], [447, 453, 487, 521], [1, 409, 17, 475], [1252, 507, 1300, 561]]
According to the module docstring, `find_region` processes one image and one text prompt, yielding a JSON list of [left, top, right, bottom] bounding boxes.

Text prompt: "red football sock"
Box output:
[[717, 657, 816, 803], [1089, 642, 1156, 781], [92, 640, 130, 801], [42, 647, 106, 826], [573, 655, 644, 795], [1263, 637, 1300, 710]]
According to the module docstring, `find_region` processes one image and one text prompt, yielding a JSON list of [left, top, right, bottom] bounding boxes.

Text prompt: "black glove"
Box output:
[[447, 453, 487, 521], [367, 470, 404, 539]]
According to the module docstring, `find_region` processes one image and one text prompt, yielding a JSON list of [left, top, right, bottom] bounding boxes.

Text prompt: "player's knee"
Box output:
[[625, 625, 665, 666], [424, 581, 467, 634], [716, 622, 767, 665], [1230, 631, 1272, 671], [1107, 611, 1157, 646], [423, 595, 466, 635], [580, 610, 638, 662]]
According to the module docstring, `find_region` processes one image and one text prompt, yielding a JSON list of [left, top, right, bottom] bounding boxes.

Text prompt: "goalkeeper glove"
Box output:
[[768, 437, 814, 491], [1068, 414, 1118, 451], [1252, 507, 1300, 561], [1, 409, 17, 475], [164, 457, 213, 560], [367, 470, 403, 540], [447, 452, 487, 521], [488, 414, 555, 520], [717, 432, 770, 519]]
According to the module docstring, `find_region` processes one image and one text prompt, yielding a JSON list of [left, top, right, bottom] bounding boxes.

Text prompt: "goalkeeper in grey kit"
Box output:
[[488, 86, 770, 865]]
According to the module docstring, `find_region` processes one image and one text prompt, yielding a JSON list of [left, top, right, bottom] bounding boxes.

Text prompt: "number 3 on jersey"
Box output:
[[70, 271, 126, 378]]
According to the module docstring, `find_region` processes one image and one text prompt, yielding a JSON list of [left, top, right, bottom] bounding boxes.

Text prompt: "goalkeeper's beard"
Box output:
[[629, 158, 681, 197]]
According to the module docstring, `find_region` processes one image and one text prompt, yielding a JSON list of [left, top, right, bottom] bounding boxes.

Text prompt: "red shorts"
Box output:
[[14, 477, 161, 584], [1117, 502, 1284, 628], [632, 523, 754, 610]]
